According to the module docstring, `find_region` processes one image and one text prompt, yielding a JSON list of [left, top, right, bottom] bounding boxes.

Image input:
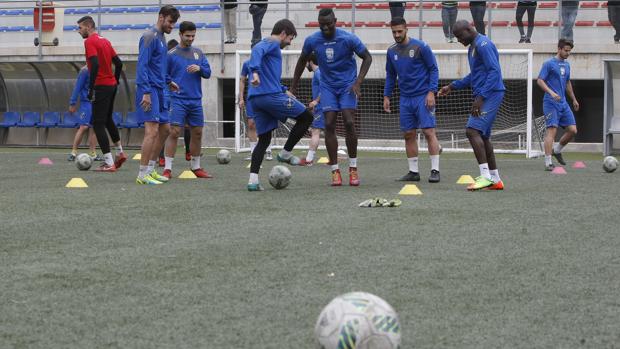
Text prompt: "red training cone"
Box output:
[[551, 166, 567, 174], [572, 161, 586, 169], [38, 157, 53, 165]]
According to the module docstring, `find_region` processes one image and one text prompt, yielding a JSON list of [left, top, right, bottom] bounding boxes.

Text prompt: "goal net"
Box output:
[[234, 49, 538, 158]]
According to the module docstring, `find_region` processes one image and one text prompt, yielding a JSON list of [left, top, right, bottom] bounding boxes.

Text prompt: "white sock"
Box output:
[[250, 142, 257, 154], [165, 156, 174, 170], [266, 145, 272, 153], [115, 144, 123, 154], [307, 150, 316, 162], [349, 157, 357, 168], [147, 160, 155, 173], [138, 165, 148, 179], [331, 164, 339, 171], [190, 156, 200, 170], [103, 153, 114, 166], [545, 155, 552, 166], [479, 163, 491, 180], [554, 143, 565, 153], [490, 169, 501, 183], [249, 172, 259, 184], [408, 157, 419, 173], [430, 155, 440, 171], [279, 149, 292, 160]]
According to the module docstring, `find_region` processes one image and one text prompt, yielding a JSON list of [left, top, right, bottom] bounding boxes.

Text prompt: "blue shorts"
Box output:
[[544, 99, 575, 128], [311, 111, 325, 129], [466, 91, 505, 139], [320, 83, 357, 112], [249, 93, 307, 135], [136, 87, 168, 124], [245, 99, 255, 119], [399, 95, 436, 131], [170, 98, 204, 127], [77, 102, 92, 126]]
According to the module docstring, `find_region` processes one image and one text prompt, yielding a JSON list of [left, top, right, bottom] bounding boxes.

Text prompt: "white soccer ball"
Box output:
[[75, 153, 92, 171], [315, 292, 402, 349], [603, 156, 618, 173], [268, 165, 292, 189], [216, 149, 231, 164]]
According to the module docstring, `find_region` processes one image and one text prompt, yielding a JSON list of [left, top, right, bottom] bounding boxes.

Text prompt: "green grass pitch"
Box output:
[[1, 148, 619, 348]]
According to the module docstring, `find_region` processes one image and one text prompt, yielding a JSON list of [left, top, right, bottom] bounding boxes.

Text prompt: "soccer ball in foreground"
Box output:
[[268, 165, 291, 189], [75, 153, 92, 171], [216, 149, 231, 164], [603, 156, 618, 173], [315, 292, 401, 349]]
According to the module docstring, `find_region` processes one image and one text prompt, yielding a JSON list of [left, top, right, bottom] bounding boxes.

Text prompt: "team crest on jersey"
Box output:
[[287, 97, 294, 109], [394, 54, 398, 61], [409, 49, 415, 58], [194, 52, 199, 60], [560, 66, 566, 76], [326, 48, 334, 62]]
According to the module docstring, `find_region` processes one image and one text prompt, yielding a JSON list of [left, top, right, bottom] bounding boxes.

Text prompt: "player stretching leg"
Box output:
[[291, 8, 372, 186], [438, 20, 505, 191], [383, 17, 441, 183], [239, 59, 273, 161], [537, 39, 580, 171], [67, 66, 101, 162], [163, 21, 213, 179], [246, 19, 314, 191]]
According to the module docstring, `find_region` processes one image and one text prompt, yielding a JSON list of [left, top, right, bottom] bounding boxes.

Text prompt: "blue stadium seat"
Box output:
[[93, 7, 112, 13], [64, 8, 76, 14], [127, 7, 147, 13], [145, 7, 159, 12], [131, 24, 150, 30], [0, 27, 8, 32], [64, 25, 78, 31], [6, 26, 25, 32], [194, 22, 207, 29], [18, 112, 40, 127], [40, 112, 60, 128], [74, 8, 93, 14], [109, 7, 128, 13], [204, 23, 222, 29], [0, 10, 7, 15], [179, 5, 201, 11], [200, 5, 221, 11], [5, 9, 24, 16], [112, 24, 131, 30], [23, 9, 34, 15], [100, 24, 114, 31], [59, 112, 80, 128], [23, 26, 34, 32], [0, 112, 20, 127], [121, 112, 141, 128], [113, 112, 123, 127]]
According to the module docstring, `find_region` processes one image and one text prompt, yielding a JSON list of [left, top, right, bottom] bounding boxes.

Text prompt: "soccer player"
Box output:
[[135, 5, 180, 185], [162, 21, 212, 179], [246, 19, 315, 191], [537, 39, 579, 171], [77, 16, 126, 172], [67, 65, 101, 162], [300, 53, 324, 166], [291, 8, 372, 186], [438, 20, 505, 191], [383, 17, 441, 183], [239, 59, 273, 161]]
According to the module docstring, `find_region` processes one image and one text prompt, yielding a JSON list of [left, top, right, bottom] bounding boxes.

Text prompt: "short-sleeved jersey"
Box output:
[[301, 28, 367, 89], [84, 33, 117, 86], [248, 38, 286, 98], [167, 45, 212, 100], [384, 38, 439, 98], [136, 27, 167, 92], [311, 68, 322, 114], [451, 34, 505, 98], [70, 66, 90, 106], [538, 57, 570, 103], [241, 60, 251, 81]]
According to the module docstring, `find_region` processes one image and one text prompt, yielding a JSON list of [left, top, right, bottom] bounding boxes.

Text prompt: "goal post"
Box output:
[[235, 48, 538, 158]]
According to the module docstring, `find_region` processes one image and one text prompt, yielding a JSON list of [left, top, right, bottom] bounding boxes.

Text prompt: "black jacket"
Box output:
[[224, 0, 237, 10]]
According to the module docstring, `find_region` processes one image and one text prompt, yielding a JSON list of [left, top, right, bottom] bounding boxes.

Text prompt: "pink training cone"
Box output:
[[38, 157, 53, 165], [572, 161, 586, 169], [551, 166, 567, 174]]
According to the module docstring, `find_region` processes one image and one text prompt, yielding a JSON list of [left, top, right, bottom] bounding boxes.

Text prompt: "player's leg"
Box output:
[[146, 122, 170, 182], [340, 84, 360, 186], [163, 124, 181, 178], [91, 86, 116, 171], [466, 127, 492, 186], [87, 128, 100, 160], [423, 128, 441, 183], [398, 129, 421, 181], [278, 95, 313, 164], [552, 104, 577, 166], [482, 137, 503, 190], [246, 118, 258, 160], [69, 126, 87, 161], [102, 88, 126, 169], [186, 101, 212, 178], [320, 85, 343, 185], [303, 128, 321, 166], [543, 99, 560, 169], [248, 131, 271, 191], [137, 122, 161, 183], [183, 126, 191, 161]]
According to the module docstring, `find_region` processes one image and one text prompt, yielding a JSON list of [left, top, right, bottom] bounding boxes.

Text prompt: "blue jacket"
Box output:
[[70, 67, 90, 106], [136, 27, 167, 92], [451, 34, 505, 98], [166, 45, 212, 100], [385, 38, 439, 98]]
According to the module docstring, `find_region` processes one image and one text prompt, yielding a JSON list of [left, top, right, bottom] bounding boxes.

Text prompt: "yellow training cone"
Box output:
[[398, 184, 422, 195], [65, 177, 88, 188], [178, 170, 197, 179], [317, 157, 329, 164], [456, 175, 475, 184], [132, 154, 141, 160]]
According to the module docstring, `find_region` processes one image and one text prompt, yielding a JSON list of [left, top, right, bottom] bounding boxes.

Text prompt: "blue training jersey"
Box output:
[[167, 45, 212, 100], [301, 28, 367, 89], [538, 57, 570, 103], [384, 38, 439, 98], [136, 27, 167, 92], [451, 34, 505, 98], [312, 68, 322, 114], [248, 38, 286, 98], [241, 60, 250, 81], [70, 66, 90, 106]]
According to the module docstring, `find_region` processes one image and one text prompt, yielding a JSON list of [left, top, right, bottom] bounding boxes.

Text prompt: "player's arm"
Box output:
[[136, 35, 154, 110], [238, 75, 246, 109], [566, 80, 579, 111], [199, 55, 212, 79], [383, 51, 397, 113], [439, 73, 470, 96], [248, 43, 269, 86], [166, 53, 179, 92], [352, 49, 372, 97], [112, 55, 123, 86], [87, 56, 99, 101], [291, 50, 311, 96], [69, 70, 86, 112], [536, 62, 560, 101], [421, 44, 439, 109]]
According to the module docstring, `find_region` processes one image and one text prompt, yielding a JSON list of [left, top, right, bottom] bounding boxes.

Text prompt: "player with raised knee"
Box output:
[[438, 20, 505, 191], [537, 39, 580, 171], [77, 16, 126, 172], [67, 65, 101, 162], [239, 59, 273, 161], [162, 21, 212, 179], [383, 17, 441, 183], [135, 5, 179, 185], [291, 8, 372, 186], [246, 19, 315, 191], [299, 53, 324, 166]]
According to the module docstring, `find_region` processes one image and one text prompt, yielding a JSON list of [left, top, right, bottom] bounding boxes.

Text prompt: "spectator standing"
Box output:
[[560, 1, 578, 41], [249, 0, 268, 47], [516, 1, 537, 43], [441, 1, 458, 43], [223, 0, 237, 44], [389, 2, 406, 20], [469, 1, 486, 35], [608, 0, 620, 43]]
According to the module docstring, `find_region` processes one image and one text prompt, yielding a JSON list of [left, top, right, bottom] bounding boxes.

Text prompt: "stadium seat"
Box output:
[[59, 112, 80, 128], [127, 7, 147, 13], [539, 2, 558, 8], [366, 21, 387, 27], [306, 22, 320, 27], [23, 26, 34, 31], [421, 2, 436, 9], [64, 8, 76, 14], [100, 24, 114, 31], [427, 21, 443, 27], [407, 21, 425, 27], [0, 112, 20, 127], [204, 23, 221, 29], [405, 3, 417, 8], [575, 20, 595, 26], [458, 2, 470, 9], [109, 7, 129, 13], [23, 9, 34, 15], [113, 112, 123, 127], [74, 8, 93, 14], [18, 112, 40, 127], [356, 3, 374, 9], [0, 9, 7, 15], [603, 2, 608, 8], [112, 24, 131, 30], [121, 112, 142, 128], [336, 3, 352, 9], [580, 1, 600, 8], [145, 7, 160, 12], [491, 21, 510, 27], [40, 112, 60, 128], [130, 24, 150, 30], [178, 5, 200, 11], [375, 3, 389, 9], [498, 2, 516, 9], [64, 25, 79, 31], [5, 9, 24, 16], [534, 21, 553, 26], [317, 4, 337, 9], [598, 20, 612, 26], [200, 5, 220, 11], [0, 27, 8, 32]]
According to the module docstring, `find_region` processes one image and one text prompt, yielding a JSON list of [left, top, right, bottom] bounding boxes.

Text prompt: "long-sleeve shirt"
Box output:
[[69, 67, 90, 106], [248, 38, 285, 98], [166, 45, 212, 100], [136, 27, 167, 93], [311, 68, 322, 114], [451, 34, 505, 98], [384, 38, 438, 98]]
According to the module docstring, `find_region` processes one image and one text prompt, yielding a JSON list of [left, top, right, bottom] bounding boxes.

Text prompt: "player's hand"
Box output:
[[238, 96, 245, 109], [471, 96, 484, 117], [140, 93, 152, 112], [289, 85, 298, 97], [425, 91, 436, 110], [169, 81, 180, 93], [251, 72, 260, 86], [68, 105, 77, 113], [551, 92, 561, 101], [187, 64, 200, 74], [309, 99, 318, 110], [438, 84, 452, 97], [383, 96, 391, 113], [87, 89, 94, 102], [573, 99, 580, 111], [350, 81, 362, 98]]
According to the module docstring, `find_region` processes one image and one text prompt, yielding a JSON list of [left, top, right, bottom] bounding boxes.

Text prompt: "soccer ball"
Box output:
[[315, 292, 402, 349], [216, 149, 231, 164], [75, 153, 92, 171], [268, 165, 292, 189], [603, 156, 618, 173]]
